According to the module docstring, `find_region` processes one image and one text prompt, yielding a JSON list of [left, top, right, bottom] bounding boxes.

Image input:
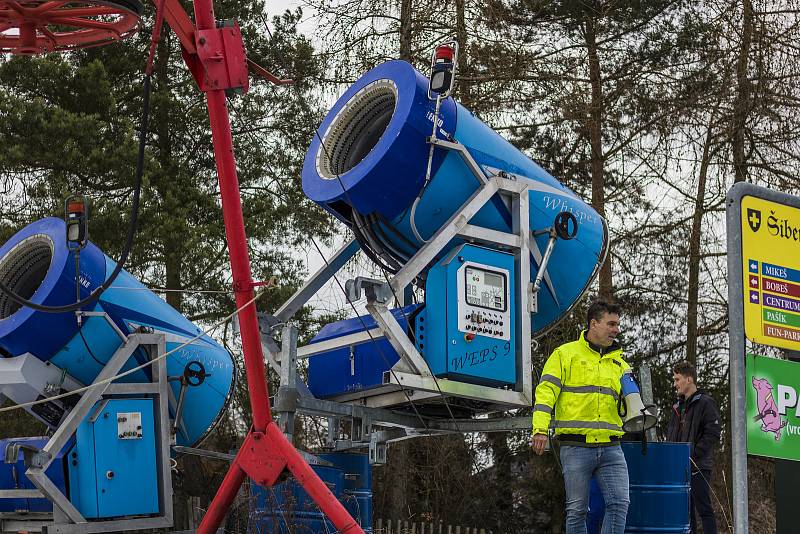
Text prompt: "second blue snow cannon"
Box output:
[[302, 60, 607, 336], [0, 217, 234, 447]]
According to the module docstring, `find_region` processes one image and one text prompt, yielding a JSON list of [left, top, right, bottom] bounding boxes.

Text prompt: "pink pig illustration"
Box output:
[[752, 377, 788, 441]]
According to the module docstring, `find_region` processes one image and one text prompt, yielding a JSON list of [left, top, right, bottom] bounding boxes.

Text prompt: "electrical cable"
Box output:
[[409, 195, 429, 244], [366, 214, 410, 263], [378, 268, 462, 433], [0, 0, 169, 314], [110, 287, 233, 294], [373, 213, 419, 258], [351, 210, 403, 272], [0, 74, 148, 313], [688, 456, 733, 533], [79, 327, 108, 367]]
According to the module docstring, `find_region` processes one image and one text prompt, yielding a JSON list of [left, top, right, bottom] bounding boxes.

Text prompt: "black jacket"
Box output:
[[666, 389, 721, 471]]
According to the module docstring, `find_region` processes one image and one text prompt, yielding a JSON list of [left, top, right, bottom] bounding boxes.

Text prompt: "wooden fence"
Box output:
[[375, 519, 492, 534]]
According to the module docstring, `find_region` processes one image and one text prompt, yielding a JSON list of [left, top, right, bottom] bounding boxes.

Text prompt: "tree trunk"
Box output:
[[399, 0, 413, 61], [732, 0, 753, 183], [155, 33, 183, 312], [584, 13, 612, 297], [385, 441, 409, 518], [685, 116, 716, 367]]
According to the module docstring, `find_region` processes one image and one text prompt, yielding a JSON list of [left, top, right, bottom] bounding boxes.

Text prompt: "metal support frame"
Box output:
[[726, 182, 760, 534], [361, 174, 533, 409], [277, 324, 299, 441], [262, 138, 544, 456], [0, 333, 174, 534]]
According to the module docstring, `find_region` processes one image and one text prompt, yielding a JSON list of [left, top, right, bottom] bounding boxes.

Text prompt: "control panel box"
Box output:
[[67, 398, 159, 519], [416, 244, 516, 387]]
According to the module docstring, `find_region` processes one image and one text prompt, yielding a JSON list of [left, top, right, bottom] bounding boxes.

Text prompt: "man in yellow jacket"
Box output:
[[532, 300, 630, 534]]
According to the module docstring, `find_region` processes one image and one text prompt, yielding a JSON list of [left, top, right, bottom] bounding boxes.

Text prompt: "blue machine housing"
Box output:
[[302, 60, 607, 337], [0, 218, 235, 447], [66, 398, 159, 519], [415, 244, 516, 387], [0, 437, 70, 513], [307, 245, 517, 396], [307, 305, 420, 399]]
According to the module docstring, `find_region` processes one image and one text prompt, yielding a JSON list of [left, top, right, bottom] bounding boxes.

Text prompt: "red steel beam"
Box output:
[[161, 0, 368, 532]]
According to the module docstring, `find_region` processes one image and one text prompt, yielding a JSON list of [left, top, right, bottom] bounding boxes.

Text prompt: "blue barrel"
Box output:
[[0, 218, 235, 447], [249, 454, 373, 534], [587, 443, 691, 533], [249, 464, 345, 534], [623, 443, 690, 533], [320, 453, 372, 533], [302, 60, 607, 336]]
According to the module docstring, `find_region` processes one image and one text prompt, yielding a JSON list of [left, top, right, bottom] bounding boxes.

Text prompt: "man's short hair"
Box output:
[[586, 299, 621, 329], [673, 360, 697, 382]]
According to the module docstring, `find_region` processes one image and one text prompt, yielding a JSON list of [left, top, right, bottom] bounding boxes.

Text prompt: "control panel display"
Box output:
[[457, 261, 511, 341], [465, 267, 506, 311]]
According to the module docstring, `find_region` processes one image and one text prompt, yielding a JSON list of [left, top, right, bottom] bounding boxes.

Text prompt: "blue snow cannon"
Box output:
[[302, 60, 607, 335], [0, 217, 234, 447]]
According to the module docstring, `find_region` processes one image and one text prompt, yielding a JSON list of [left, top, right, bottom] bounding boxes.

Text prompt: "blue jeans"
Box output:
[[560, 444, 630, 534]]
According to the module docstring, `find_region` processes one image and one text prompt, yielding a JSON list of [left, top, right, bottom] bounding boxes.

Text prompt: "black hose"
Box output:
[[366, 214, 410, 266], [350, 212, 400, 274], [0, 74, 151, 314]]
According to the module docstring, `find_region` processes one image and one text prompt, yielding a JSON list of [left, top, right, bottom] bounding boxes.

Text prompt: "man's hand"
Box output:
[[532, 433, 548, 455]]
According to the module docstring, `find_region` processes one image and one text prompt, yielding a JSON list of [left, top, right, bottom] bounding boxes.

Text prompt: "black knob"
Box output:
[[554, 211, 579, 240]]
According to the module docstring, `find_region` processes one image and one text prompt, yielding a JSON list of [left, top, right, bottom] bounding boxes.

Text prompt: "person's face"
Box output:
[[589, 312, 620, 348], [673, 372, 693, 397]]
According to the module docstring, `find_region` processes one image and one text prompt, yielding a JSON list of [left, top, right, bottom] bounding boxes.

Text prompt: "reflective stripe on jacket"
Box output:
[[532, 331, 630, 444]]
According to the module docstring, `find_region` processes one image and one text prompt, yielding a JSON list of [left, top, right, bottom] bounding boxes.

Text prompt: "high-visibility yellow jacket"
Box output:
[[532, 331, 630, 444]]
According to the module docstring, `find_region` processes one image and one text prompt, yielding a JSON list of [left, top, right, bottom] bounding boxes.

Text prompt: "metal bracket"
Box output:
[[346, 276, 392, 304], [366, 301, 431, 377], [4, 442, 49, 468], [368, 433, 387, 465]]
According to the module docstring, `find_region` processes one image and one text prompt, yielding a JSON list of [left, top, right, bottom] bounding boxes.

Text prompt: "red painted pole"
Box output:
[[198, 461, 247, 530], [203, 88, 271, 431], [189, 2, 366, 533]]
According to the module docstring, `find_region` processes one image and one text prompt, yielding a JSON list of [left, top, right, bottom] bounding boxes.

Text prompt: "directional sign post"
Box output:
[[727, 183, 800, 534], [741, 194, 800, 349]]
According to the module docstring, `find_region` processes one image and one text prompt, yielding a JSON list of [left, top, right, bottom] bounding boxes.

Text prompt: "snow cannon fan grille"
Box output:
[[0, 0, 142, 55], [317, 79, 397, 179], [0, 234, 53, 319]]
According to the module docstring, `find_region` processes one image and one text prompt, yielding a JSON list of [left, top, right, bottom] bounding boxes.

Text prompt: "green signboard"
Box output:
[[747, 354, 800, 460]]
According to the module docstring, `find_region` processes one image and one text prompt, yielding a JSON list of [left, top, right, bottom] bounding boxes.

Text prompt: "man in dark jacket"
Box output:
[[667, 360, 721, 534]]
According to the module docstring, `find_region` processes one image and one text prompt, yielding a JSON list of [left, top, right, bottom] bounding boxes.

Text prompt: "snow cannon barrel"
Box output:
[[0, 218, 234, 447], [302, 60, 608, 335]]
